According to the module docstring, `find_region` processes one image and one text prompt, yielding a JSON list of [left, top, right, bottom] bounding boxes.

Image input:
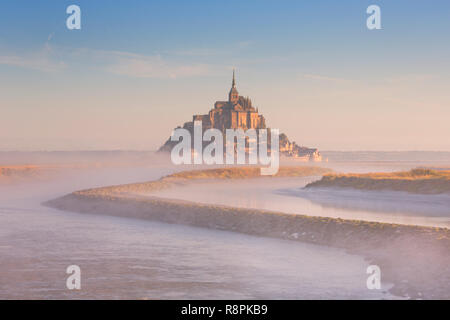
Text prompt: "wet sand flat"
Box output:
[[45, 170, 450, 299]]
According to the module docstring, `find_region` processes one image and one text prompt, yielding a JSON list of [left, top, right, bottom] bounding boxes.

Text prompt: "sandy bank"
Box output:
[[305, 169, 450, 194], [44, 167, 450, 299], [70, 166, 332, 197]]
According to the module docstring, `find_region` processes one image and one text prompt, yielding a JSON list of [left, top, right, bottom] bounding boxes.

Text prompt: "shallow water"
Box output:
[[151, 176, 450, 228], [0, 165, 393, 299]]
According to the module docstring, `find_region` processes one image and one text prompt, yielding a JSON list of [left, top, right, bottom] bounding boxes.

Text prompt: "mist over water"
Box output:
[[0, 205, 392, 299], [0, 164, 393, 299], [1, 151, 449, 299], [151, 177, 450, 228]]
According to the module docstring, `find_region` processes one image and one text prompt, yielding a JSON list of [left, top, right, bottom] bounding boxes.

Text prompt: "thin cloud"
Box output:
[[303, 73, 347, 83], [62, 47, 220, 78], [0, 44, 216, 78], [0, 51, 66, 73], [173, 41, 254, 57], [0, 35, 66, 73], [384, 74, 435, 84], [102, 51, 212, 78], [47, 32, 55, 42], [174, 48, 223, 57]]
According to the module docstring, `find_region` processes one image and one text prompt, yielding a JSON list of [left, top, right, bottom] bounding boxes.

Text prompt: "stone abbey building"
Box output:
[[159, 71, 322, 161], [192, 70, 266, 132]]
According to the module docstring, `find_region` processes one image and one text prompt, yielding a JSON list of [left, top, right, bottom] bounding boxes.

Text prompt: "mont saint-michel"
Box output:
[[159, 71, 322, 161]]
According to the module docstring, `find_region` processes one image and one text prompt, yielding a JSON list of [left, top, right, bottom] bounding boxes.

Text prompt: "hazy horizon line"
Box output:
[[1, 150, 450, 153]]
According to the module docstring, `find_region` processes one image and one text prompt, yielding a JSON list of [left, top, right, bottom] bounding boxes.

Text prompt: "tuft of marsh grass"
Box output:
[[75, 166, 332, 197], [305, 168, 450, 194]]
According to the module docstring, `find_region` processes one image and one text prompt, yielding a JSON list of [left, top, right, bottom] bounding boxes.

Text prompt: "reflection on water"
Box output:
[[151, 177, 450, 229], [0, 205, 393, 299], [0, 166, 392, 299]]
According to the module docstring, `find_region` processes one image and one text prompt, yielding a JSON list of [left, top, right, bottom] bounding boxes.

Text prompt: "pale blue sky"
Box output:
[[1, 1, 449, 151]]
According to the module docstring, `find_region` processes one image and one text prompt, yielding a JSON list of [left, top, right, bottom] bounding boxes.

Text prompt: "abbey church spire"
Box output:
[[232, 69, 236, 88], [229, 69, 239, 103]]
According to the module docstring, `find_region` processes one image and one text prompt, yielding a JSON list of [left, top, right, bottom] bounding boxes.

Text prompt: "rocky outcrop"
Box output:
[[279, 133, 322, 161]]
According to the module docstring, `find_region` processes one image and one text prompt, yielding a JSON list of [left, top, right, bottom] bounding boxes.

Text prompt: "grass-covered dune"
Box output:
[[0, 165, 43, 183], [305, 168, 450, 194], [0, 165, 39, 177], [74, 166, 332, 197], [168, 165, 330, 179]]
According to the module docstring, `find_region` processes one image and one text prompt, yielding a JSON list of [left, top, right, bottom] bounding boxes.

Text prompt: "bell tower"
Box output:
[[228, 69, 239, 104]]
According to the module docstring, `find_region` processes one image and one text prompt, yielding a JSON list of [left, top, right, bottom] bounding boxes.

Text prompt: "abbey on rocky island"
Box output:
[[191, 70, 265, 132], [159, 71, 322, 161]]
